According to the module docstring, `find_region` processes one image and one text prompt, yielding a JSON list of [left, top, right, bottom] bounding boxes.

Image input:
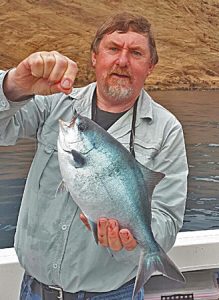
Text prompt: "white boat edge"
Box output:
[[1, 229, 219, 299]]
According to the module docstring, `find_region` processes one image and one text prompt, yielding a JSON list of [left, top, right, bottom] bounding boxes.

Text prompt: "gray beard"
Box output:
[[105, 85, 133, 102]]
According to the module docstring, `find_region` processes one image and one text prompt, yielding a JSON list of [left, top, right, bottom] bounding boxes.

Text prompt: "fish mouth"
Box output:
[[59, 119, 69, 128], [59, 107, 79, 128], [58, 119, 81, 150], [58, 118, 94, 155], [69, 112, 79, 127], [59, 116, 78, 129]]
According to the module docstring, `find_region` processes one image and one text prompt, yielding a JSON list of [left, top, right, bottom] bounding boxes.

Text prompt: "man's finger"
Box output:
[[40, 52, 56, 79], [98, 218, 109, 247], [47, 52, 68, 83], [49, 81, 72, 95], [60, 58, 78, 91], [28, 52, 45, 78], [107, 219, 122, 251], [119, 229, 137, 251]]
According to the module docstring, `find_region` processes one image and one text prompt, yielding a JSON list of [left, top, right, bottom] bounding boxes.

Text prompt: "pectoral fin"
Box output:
[[71, 149, 86, 168]]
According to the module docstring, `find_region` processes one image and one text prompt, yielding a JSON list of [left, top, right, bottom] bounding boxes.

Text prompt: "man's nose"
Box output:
[[116, 49, 129, 67]]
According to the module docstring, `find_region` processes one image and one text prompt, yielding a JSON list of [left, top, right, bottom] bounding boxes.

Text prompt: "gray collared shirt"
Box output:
[[0, 70, 188, 293]]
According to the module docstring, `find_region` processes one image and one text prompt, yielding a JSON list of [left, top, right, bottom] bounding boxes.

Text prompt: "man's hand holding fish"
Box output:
[[80, 214, 137, 251]]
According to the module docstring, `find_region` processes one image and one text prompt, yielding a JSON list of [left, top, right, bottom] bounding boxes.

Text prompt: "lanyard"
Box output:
[[92, 96, 138, 158], [129, 100, 137, 158]]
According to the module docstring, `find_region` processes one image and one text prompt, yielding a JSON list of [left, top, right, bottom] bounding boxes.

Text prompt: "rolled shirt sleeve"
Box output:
[[0, 70, 54, 145], [0, 70, 35, 144]]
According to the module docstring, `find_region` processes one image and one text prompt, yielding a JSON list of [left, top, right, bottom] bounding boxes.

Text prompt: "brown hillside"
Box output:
[[0, 0, 218, 90]]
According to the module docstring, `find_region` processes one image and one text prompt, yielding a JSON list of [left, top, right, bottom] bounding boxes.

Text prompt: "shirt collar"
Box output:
[[68, 82, 97, 118], [137, 89, 153, 124], [68, 82, 153, 123]]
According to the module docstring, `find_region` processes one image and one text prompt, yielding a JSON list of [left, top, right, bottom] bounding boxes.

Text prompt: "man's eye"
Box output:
[[109, 47, 118, 52], [132, 50, 142, 57]]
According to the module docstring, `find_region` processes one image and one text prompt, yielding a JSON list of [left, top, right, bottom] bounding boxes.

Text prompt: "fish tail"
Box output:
[[132, 247, 185, 299]]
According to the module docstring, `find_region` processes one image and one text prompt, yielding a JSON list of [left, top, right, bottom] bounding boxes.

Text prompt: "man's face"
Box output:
[[92, 30, 154, 104]]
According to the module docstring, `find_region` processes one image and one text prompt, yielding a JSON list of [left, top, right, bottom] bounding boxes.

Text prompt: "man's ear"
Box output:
[[147, 64, 155, 76], [91, 52, 96, 67]]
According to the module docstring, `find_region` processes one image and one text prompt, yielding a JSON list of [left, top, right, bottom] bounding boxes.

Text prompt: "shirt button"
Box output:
[[62, 225, 67, 231], [53, 263, 58, 269], [0, 101, 6, 107], [45, 145, 53, 154]]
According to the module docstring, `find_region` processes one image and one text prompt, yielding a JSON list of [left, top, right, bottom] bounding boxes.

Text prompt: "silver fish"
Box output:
[[57, 111, 185, 299]]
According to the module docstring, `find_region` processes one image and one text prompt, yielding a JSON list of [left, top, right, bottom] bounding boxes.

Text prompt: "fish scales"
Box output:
[[57, 111, 185, 299]]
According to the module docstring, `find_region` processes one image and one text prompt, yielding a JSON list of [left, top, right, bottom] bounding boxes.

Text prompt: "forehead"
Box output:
[[100, 30, 149, 49]]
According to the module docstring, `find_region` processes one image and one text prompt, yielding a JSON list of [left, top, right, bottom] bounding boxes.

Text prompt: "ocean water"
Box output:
[[151, 90, 219, 232], [0, 139, 35, 248], [0, 90, 219, 248]]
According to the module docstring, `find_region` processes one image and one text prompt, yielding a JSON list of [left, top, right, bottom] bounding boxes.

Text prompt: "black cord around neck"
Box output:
[[129, 100, 138, 158], [92, 94, 137, 158]]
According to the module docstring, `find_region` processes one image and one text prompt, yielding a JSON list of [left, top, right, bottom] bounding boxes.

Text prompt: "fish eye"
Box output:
[[77, 122, 87, 132]]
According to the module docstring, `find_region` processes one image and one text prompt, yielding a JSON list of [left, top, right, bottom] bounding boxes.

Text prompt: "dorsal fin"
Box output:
[[136, 161, 165, 202]]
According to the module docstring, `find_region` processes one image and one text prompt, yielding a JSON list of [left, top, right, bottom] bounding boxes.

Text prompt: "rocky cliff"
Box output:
[[0, 0, 218, 90]]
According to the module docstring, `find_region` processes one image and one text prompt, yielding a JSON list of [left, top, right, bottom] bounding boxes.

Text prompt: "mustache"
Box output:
[[109, 68, 131, 77]]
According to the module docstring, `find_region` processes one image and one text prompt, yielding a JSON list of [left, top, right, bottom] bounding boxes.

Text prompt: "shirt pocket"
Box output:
[[134, 137, 161, 166]]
